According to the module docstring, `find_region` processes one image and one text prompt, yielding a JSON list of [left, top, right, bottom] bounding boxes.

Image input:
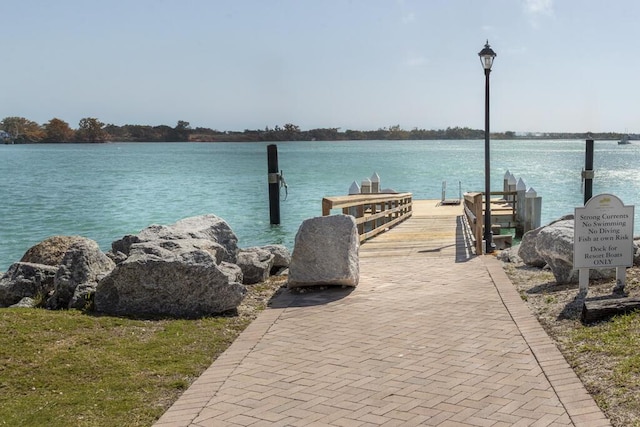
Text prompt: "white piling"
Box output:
[[503, 170, 511, 195], [361, 178, 372, 194], [348, 181, 360, 217], [516, 178, 527, 236], [524, 187, 541, 233], [349, 181, 360, 195], [370, 172, 380, 193], [507, 173, 517, 201]]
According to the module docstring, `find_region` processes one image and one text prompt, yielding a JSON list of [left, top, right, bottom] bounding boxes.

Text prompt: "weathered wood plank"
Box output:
[[581, 297, 640, 323]]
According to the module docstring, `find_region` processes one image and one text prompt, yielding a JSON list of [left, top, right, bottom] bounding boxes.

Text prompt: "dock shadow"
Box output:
[[415, 216, 475, 263], [455, 215, 476, 263], [269, 285, 354, 309]]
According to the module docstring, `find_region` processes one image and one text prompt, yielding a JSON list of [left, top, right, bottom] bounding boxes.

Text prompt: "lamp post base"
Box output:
[[484, 233, 495, 254]]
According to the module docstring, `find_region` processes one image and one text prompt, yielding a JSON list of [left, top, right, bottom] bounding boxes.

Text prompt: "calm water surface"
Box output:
[[2, 139, 639, 271]]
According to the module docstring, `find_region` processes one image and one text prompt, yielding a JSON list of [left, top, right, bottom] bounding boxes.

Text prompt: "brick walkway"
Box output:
[[155, 201, 610, 426]]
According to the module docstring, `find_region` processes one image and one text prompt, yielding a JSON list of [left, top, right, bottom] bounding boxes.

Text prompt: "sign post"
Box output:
[[574, 194, 634, 293]]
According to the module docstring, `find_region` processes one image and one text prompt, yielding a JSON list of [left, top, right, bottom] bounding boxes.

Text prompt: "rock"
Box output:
[[497, 246, 521, 264], [261, 244, 291, 271], [518, 227, 546, 267], [10, 297, 36, 308], [126, 238, 229, 265], [106, 251, 128, 265], [236, 248, 274, 285], [534, 219, 614, 284], [46, 238, 115, 310], [288, 215, 359, 288], [634, 238, 640, 266], [534, 220, 575, 283], [519, 214, 575, 268], [94, 244, 245, 318], [96, 215, 248, 317], [111, 215, 238, 263], [0, 262, 58, 307], [20, 235, 88, 266]]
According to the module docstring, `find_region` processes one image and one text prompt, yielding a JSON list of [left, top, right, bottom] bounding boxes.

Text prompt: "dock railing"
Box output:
[[322, 193, 413, 242], [463, 192, 484, 255], [464, 190, 519, 254]]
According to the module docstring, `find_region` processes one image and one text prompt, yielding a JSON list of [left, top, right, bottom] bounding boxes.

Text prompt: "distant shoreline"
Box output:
[[1, 115, 634, 144]]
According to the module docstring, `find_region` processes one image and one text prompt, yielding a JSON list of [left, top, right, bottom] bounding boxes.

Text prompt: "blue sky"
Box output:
[[1, 0, 639, 133]]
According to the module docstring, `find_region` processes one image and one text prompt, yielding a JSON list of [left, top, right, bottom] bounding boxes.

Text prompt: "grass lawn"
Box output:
[[567, 311, 640, 426], [0, 278, 284, 427]]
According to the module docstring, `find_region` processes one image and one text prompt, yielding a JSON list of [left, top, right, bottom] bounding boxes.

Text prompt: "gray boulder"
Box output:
[[10, 297, 36, 308], [111, 215, 238, 263], [20, 235, 88, 266], [125, 238, 229, 265], [46, 238, 115, 310], [288, 215, 359, 288], [497, 246, 521, 264], [534, 218, 614, 284], [96, 215, 248, 317], [95, 246, 246, 317], [262, 244, 291, 271], [519, 214, 576, 268], [0, 262, 58, 307], [534, 219, 575, 283], [237, 248, 275, 285], [634, 238, 640, 266], [518, 227, 547, 267]]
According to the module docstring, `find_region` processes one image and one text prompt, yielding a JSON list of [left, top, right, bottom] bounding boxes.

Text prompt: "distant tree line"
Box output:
[[0, 116, 626, 143]]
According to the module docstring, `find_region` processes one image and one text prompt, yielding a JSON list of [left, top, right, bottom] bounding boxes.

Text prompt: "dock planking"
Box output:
[[359, 199, 471, 259]]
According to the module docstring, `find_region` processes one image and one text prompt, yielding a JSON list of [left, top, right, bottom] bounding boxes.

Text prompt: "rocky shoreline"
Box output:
[[0, 215, 291, 317]]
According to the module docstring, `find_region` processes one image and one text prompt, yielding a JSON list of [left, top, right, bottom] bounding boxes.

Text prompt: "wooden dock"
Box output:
[[358, 199, 472, 260], [322, 189, 531, 257]]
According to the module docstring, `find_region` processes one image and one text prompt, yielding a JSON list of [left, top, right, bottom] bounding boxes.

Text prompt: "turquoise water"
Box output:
[[2, 139, 639, 271]]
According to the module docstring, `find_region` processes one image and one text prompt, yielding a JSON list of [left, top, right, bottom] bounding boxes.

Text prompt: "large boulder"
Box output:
[[124, 238, 229, 265], [46, 238, 115, 310], [518, 227, 546, 267], [236, 248, 275, 285], [288, 215, 359, 288], [533, 218, 614, 284], [518, 214, 574, 268], [20, 235, 88, 266], [534, 219, 576, 283], [94, 243, 245, 317], [0, 262, 58, 307], [111, 215, 238, 263]]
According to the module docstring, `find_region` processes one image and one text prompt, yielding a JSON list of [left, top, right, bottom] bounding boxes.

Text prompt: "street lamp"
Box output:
[[479, 40, 496, 253]]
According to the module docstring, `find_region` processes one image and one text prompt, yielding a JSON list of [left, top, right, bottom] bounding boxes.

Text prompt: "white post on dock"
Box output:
[[533, 194, 542, 229], [370, 172, 380, 193], [507, 173, 516, 201], [503, 170, 510, 196], [349, 181, 361, 195], [348, 181, 360, 217], [524, 187, 542, 233], [361, 178, 372, 194], [515, 178, 527, 236]]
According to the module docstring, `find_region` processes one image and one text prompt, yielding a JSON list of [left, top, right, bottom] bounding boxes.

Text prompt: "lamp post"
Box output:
[[479, 40, 496, 253]]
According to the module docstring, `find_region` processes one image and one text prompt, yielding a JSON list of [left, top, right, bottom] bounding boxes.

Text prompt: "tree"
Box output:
[[0, 116, 45, 143], [44, 118, 74, 142], [283, 123, 300, 141], [76, 117, 107, 142], [168, 120, 191, 141]]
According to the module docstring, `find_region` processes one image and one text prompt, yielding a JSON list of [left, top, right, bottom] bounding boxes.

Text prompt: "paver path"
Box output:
[[155, 201, 610, 426]]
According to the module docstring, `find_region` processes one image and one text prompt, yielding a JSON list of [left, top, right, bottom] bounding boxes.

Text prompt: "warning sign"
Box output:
[[574, 194, 634, 269]]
